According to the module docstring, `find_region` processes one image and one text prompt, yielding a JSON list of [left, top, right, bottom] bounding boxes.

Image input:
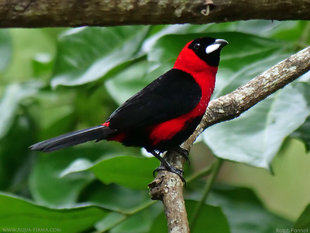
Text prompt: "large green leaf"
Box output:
[[29, 146, 104, 207], [148, 32, 285, 66], [30, 141, 139, 207], [105, 59, 150, 105], [81, 183, 152, 213], [82, 182, 160, 232], [205, 185, 292, 233], [188, 200, 230, 233], [33, 90, 75, 140], [204, 83, 310, 169], [32, 53, 54, 79], [110, 203, 161, 233], [0, 82, 41, 139], [1, 29, 58, 83], [0, 192, 109, 233], [51, 26, 149, 87], [0, 114, 35, 190], [91, 156, 158, 190], [295, 203, 310, 229], [214, 49, 289, 98], [291, 115, 310, 152], [0, 29, 12, 72], [95, 212, 126, 232], [142, 21, 303, 57], [61, 154, 158, 190], [149, 200, 230, 233], [0, 82, 41, 192], [105, 58, 171, 104]]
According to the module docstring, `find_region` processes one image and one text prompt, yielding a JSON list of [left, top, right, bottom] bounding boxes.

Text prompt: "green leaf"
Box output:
[[51, 26, 149, 87], [29, 147, 103, 207], [1, 29, 57, 83], [110, 202, 161, 233], [0, 29, 12, 71], [204, 83, 310, 169], [60, 158, 94, 178], [0, 114, 35, 190], [214, 51, 289, 98], [149, 32, 285, 66], [84, 183, 160, 232], [149, 200, 230, 233], [207, 185, 292, 233], [31, 90, 76, 140], [56, 151, 154, 192], [299, 71, 310, 84], [270, 21, 310, 42], [81, 183, 152, 214], [0, 82, 41, 139], [30, 142, 137, 207], [295, 203, 310, 229], [32, 53, 54, 79], [210, 20, 303, 41], [91, 156, 158, 190], [0, 192, 109, 233], [105, 58, 171, 104], [188, 200, 230, 233], [105, 59, 150, 105], [291, 115, 310, 152], [95, 212, 126, 232]]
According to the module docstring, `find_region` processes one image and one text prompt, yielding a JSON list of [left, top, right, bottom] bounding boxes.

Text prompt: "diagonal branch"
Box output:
[[185, 46, 310, 148], [0, 0, 309, 27], [149, 46, 310, 233]]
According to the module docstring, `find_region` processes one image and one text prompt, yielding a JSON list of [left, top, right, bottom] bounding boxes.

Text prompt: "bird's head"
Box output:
[[188, 37, 228, 67], [174, 37, 228, 72]]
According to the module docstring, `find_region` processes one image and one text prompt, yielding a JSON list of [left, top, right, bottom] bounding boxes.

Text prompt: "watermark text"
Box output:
[[1, 227, 61, 233]]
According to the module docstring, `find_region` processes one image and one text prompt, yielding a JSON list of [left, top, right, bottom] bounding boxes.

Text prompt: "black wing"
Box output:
[[108, 69, 201, 130]]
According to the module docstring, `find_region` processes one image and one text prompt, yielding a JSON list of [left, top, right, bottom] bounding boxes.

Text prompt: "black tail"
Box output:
[[30, 125, 116, 152]]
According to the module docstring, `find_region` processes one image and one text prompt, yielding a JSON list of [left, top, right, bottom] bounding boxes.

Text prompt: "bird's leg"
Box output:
[[149, 150, 185, 182], [174, 146, 189, 162]]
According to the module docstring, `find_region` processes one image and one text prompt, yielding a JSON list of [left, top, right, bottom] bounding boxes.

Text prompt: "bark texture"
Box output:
[[0, 0, 310, 27], [149, 46, 310, 233]]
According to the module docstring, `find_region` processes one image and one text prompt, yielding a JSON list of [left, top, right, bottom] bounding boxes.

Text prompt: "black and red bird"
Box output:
[[30, 37, 228, 176]]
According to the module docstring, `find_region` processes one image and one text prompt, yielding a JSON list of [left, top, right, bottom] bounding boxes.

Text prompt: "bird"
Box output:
[[30, 37, 228, 179]]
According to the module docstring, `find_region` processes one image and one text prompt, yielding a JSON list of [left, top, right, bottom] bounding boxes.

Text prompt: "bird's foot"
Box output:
[[152, 164, 185, 183], [149, 149, 185, 183], [174, 146, 190, 162]]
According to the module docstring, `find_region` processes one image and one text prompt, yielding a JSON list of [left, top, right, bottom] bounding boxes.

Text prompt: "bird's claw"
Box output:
[[152, 165, 185, 183], [149, 149, 186, 183], [175, 147, 190, 161]]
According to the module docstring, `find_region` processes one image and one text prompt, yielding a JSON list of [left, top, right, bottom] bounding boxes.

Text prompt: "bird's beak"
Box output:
[[214, 39, 229, 48], [205, 38, 228, 54]]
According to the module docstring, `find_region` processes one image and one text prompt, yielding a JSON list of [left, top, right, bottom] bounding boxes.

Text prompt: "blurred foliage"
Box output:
[[0, 21, 310, 233]]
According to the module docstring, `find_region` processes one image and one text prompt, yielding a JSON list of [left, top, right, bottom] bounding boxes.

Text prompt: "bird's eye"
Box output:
[[194, 43, 201, 50]]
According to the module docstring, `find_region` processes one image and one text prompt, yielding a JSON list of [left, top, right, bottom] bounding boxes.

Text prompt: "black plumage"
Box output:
[[108, 69, 201, 130], [29, 126, 116, 152]]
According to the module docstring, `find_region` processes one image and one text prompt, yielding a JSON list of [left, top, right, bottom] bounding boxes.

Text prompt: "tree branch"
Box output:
[[0, 0, 309, 28], [149, 151, 189, 233], [149, 46, 310, 233]]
